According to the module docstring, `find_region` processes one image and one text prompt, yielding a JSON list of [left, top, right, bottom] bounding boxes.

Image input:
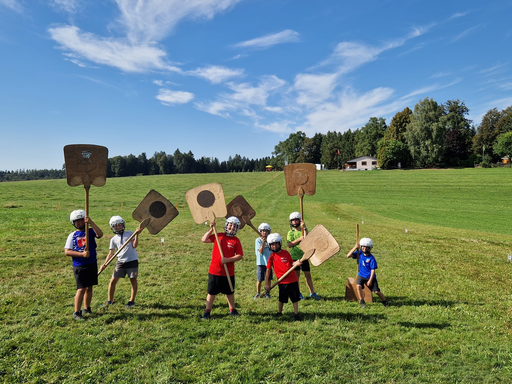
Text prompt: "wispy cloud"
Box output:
[[115, 0, 242, 44], [401, 78, 462, 99], [52, 0, 82, 14], [430, 71, 452, 78], [478, 62, 509, 76], [232, 30, 300, 49], [0, 0, 22, 12], [156, 89, 194, 106], [49, 0, 242, 71], [451, 24, 482, 43], [187, 65, 244, 84], [49, 25, 181, 73], [296, 87, 402, 135]]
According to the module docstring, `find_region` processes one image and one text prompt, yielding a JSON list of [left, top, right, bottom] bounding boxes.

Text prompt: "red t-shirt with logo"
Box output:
[[208, 233, 243, 277], [267, 249, 298, 284]]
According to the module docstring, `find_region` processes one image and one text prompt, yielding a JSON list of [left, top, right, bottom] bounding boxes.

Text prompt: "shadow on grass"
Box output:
[[242, 309, 387, 323], [385, 296, 460, 307], [396, 321, 451, 329], [319, 295, 463, 308]]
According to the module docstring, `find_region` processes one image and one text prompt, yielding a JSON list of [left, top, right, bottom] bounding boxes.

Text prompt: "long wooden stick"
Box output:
[[98, 218, 150, 276], [85, 185, 90, 252], [299, 187, 305, 236], [210, 212, 235, 293]]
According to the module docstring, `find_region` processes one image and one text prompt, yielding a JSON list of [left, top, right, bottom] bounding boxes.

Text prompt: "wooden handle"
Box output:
[[299, 187, 305, 237], [246, 220, 261, 236], [356, 223, 360, 275], [84, 185, 90, 252]]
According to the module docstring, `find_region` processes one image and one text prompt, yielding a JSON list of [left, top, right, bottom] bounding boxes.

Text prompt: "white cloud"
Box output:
[[49, 25, 181, 73], [194, 100, 233, 117], [156, 89, 194, 105], [451, 24, 482, 43], [294, 73, 338, 107], [296, 87, 400, 135], [52, 0, 82, 14], [400, 78, 462, 99], [0, 0, 21, 11], [255, 120, 294, 134], [115, 0, 242, 44], [232, 30, 300, 49], [188, 65, 244, 84]]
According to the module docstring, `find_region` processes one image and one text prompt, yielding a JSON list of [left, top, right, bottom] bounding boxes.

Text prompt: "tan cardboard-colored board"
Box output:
[[63, 144, 108, 187], [225, 195, 255, 229], [345, 277, 373, 302], [284, 163, 317, 196], [185, 183, 227, 224], [132, 190, 179, 235], [300, 224, 340, 266]]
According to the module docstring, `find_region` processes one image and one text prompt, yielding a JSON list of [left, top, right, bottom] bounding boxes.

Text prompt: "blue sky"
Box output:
[[1, 0, 511, 171]]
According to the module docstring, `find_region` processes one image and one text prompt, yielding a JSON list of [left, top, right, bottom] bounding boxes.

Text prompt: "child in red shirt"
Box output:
[[265, 233, 303, 321]]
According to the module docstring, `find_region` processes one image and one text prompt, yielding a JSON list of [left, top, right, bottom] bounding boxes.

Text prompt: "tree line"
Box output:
[[2, 97, 511, 182]]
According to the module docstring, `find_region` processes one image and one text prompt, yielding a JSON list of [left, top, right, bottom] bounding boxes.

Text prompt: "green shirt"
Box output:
[[287, 229, 304, 261]]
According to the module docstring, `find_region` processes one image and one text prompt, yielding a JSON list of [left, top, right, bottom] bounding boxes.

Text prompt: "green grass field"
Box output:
[[1, 168, 512, 383]]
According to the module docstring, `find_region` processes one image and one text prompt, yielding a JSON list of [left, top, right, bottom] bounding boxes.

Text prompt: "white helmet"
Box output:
[[109, 215, 125, 234], [225, 216, 241, 237], [70, 210, 86, 227], [360, 238, 373, 249], [267, 233, 282, 246], [258, 223, 271, 233], [289, 212, 301, 221]]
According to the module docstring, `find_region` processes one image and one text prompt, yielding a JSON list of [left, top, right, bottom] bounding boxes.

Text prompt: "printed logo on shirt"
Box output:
[[77, 236, 86, 248], [280, 257, 289, 263], [227, 240, 236, 249]]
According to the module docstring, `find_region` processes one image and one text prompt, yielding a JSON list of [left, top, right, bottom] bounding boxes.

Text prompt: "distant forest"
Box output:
[[2, 97, 512, 182]]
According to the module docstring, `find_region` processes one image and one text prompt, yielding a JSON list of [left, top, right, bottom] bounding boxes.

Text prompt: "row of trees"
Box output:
[[2, 98, 512, 181], [272, 98, 512, 169]]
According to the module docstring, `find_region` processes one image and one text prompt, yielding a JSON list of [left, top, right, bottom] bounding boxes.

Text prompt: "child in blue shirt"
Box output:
[[347, 237, 389, 308]]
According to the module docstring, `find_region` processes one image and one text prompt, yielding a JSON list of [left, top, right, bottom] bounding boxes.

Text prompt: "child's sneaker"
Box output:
[[382, 300, 389, 307], [230, 308, 240, 316], [265, 292, 271, 299], [310, 292, 321, 301], [253, 293, 260, 300], [125, 301, 135, 308], [101, 300, 114, 307], [73, 311, 85, 321], [359, 299, 366, 308], [202, 311, 211, 320], [299, 292, 305, 300], [81, 308, 92, 316], [293, 314, 301, 321]]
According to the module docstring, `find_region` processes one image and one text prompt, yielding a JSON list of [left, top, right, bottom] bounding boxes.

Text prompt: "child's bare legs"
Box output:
[[83, 286, 93, 309], [357, 284, 364, 301], [293, 301, 299, 315], [303, 271, 315, 294], [205, 294, 216, 311], [256, 280, 262, 295], [108, 277, 120, 302], [295, 270, 302, 292], [226, 293, 235, 311], [277, 301, 284, 314], [129, 277, 138, 302], [75, 287, 86, 312], [375, 291, 386, 301]]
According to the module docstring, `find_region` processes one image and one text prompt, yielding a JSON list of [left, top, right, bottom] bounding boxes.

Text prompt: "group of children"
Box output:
[[65, 208, 388, 321]]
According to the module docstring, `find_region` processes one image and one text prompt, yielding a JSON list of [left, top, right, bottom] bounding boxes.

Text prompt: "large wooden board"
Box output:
[[132, 190, 179, 235], [63, 144, 108, 187], [185, 183, 227, 224], [284, 163, 317, 196], [300, 224, 340, 266]]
